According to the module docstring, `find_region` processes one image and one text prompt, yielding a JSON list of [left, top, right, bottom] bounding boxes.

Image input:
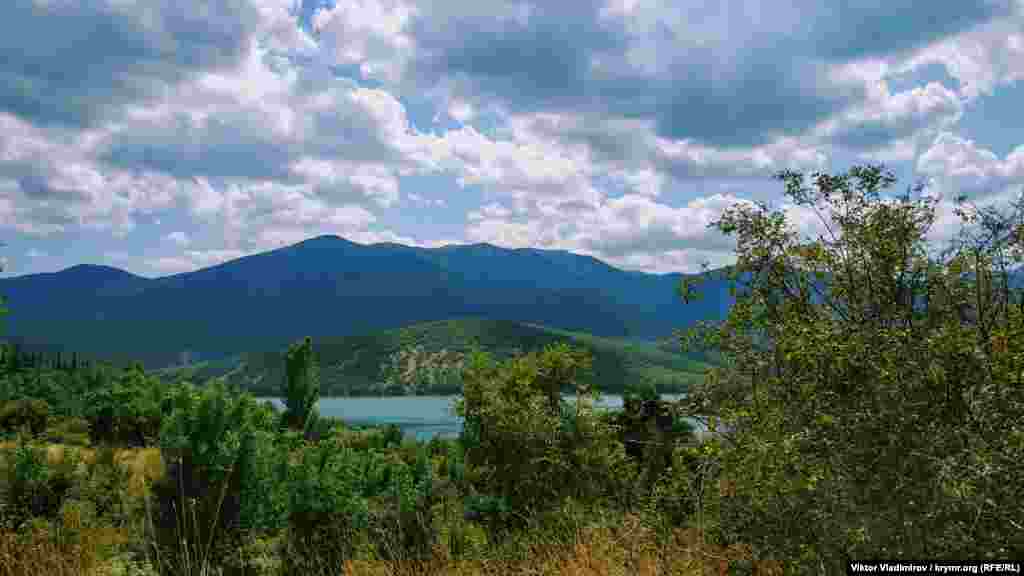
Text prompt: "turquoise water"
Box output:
[[261, 394, 706, 441]]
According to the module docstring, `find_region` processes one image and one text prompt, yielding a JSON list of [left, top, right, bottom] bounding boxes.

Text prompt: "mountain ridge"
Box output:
[[0, 236, 733, 369]]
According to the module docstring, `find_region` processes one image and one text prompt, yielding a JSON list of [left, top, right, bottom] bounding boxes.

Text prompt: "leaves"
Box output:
[[282, 336, 320, 432], [683, 164, 1024, 572]]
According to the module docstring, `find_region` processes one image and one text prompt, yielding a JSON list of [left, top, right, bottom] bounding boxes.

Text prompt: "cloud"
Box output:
[[399, 0, 1005, 149], [917, 132, 1024, 200], [147, 248, 254, 275], [0, 0, 266, 128], [164, 232, 191, 247], [896, 8, 1024, 100], [809, 0, 1015, 62], [0, 0, 1021, 280], [311, 0, 417, 84], [824, 82, 964, 151]]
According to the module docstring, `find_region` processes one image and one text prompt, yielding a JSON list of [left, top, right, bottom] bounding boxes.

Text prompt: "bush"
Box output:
[[457, 344, 639, 525], [677, 165, 1024, 571], [149, 380, 279, 575], [71, 445, 137, 526], [1, 438, 65, 528], [283, 440, 370, 573], [83, 367, 166, 447], [0, 399, 50, 437], [45, 416, 92, 447], [369, 451, 437, 562]]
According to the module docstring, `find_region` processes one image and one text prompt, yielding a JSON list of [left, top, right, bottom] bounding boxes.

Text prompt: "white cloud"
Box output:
[[0, 0, 1021, 279], [165, 231, 191, 247], [311, 0, 417, 84], [821, 81, 964, 151], [654, 136, 829, 180], [897, 14, 1024, 101], [917, 132, 1024, 200]]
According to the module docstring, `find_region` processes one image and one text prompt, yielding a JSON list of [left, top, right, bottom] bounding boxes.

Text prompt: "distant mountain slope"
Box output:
[[0, 235, 735, 368], [151, 317, 715, 396]]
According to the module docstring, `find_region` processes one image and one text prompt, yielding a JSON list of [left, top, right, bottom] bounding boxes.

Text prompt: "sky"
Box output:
[[1, 0, 1023, 278]]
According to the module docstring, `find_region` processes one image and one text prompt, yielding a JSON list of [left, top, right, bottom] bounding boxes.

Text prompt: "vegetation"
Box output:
[[677, 165, 1024, 571], [0, 164, 1020, 574], [152, 317, 714, 397]]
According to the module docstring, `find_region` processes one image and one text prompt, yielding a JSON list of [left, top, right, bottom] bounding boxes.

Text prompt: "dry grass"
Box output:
[[0, 520, 130, 576], [2, 443, 165, 488], [337, 519, 782, 576]]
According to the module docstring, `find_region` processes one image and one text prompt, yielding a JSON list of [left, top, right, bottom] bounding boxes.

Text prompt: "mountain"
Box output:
[[151, 317, 717, 396], [0, 235, 736, 368]]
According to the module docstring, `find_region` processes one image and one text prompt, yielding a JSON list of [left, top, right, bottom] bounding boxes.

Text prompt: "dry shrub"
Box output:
[[337, 514, 782, 576], [0, 522, 129, 576]]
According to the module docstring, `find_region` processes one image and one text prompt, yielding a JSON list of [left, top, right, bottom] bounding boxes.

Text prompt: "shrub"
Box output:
[[0, 399, 49, 437], [83, 366, 165, 447], [148, 380, 278, 575], [44, 417, 91, 447], [1, 438, 63, 528], [283, 440, 370, 574], [71, 445, 137, 526], [456, 344, 639, 526], [677, 165, 1024, 571]]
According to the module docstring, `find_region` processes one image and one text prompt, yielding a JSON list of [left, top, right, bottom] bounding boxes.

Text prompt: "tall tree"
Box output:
[[678, 165, 1024, 572], [282, 336, 321, 433]]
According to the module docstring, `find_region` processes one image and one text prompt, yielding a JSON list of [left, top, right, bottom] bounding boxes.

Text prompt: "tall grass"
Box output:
[[142, 458, 234, 576]]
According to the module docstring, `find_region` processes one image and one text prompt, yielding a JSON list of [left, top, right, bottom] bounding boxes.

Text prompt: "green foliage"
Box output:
[[151, 379, 281, 573], [73, 445, 137, 525], [378, 344, 468, 396], [380, 423, 404, 449], [281, 336, 320, 433], [623, 378, 659, 405], [44, 416, 92, 446], [83, 364, 166, 446], [283, 439, 371, 572], [0, 398, 49, 437], [677, 165, 1024, 571], [456, 343, 639, 528], [0, 438, 70, 529], [159, 317, 711, 397], [370, 448, 436, 561], [235, 429, 289, 534]]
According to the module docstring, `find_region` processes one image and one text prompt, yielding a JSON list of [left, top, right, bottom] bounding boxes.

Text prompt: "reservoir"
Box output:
[[260, 394, 707, 441]]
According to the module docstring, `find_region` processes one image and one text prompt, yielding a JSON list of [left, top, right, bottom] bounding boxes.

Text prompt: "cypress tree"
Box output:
[[282, 336, 321, 432]]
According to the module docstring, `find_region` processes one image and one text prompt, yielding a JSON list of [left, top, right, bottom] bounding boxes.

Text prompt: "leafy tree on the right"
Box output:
[[677, 165, 1024, 573]]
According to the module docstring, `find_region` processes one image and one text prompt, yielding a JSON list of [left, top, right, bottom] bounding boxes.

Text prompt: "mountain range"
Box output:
[[0, 235, 736, 369]]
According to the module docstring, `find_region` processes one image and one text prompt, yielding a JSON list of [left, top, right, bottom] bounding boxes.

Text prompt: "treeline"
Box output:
[[0, 344, 93, 373]]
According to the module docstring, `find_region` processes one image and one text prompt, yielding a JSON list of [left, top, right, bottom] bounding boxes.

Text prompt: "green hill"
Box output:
[[152, 317, 716, 397]]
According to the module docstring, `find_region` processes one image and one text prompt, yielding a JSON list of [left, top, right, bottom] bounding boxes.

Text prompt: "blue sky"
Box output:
[[1, 0, 1023, 277]]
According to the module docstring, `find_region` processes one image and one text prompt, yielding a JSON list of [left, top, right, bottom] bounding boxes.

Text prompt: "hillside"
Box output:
[[151, 317, 716, 396]]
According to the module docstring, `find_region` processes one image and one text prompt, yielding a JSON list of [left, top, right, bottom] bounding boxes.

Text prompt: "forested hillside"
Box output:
[[151, 317, 716, 396]]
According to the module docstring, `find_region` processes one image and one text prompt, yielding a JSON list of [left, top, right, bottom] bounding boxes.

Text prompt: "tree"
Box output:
[[455, 343, 637, 526], [0, 241, 7, 331], [678, 165, 1024, 572], [282, 336, 320, 433]]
